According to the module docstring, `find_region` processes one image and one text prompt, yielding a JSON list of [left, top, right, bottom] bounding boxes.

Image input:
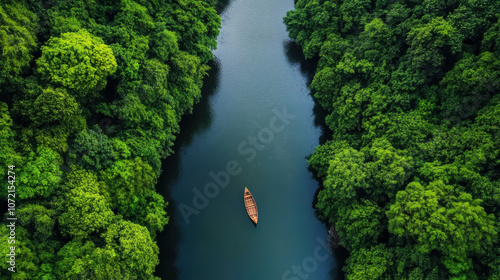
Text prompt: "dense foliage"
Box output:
[[0, 0, 219, 278], [285, 0, 499, 279]]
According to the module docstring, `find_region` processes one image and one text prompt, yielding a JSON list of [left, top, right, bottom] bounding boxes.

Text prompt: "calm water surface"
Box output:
[[157, 0, 339, 279]]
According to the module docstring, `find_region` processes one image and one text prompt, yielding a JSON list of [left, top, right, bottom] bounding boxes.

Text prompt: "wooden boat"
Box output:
[[244, 187, 258, 224]]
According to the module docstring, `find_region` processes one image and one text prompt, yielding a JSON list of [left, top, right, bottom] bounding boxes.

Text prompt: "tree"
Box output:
[[344, 245, 393, 280], [102, 220, 160, 278], [316, 146, 368, 222], [440, 52, 499, 123], [100, 157, 169, 234], [286, 0, 500, 278], [0, 2, 37, 84], [17, 146, 62, 200], [390, 245, 444, 280], [36, 29, 117, 96], [115, 0, 155, 34], [0, 102, 21, 197], [405, 17, 461, 80], [335, 200, 384, 251], [308, 140, 349, 179], [58, 170, 115, 239], [17, 204, 56, 242], [162, 0, 220, 63], [151, 28, 179, 62], [387, 181, 497, 277], [27, 87, 81, 126], [69, 126, 116, 171], [0, 0, 222, 278], [54, 240, 99, 279], [362, 138, 414, 201], [316, 138, 413, 223]]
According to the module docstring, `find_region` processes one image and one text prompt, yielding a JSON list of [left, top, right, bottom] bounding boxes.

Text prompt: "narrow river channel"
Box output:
[[156, 0, 339, 279]]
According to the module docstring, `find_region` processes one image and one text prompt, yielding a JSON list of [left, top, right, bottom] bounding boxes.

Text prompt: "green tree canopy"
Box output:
[[102, 220, 160, 277], [69, 126, 116, 171], [344, 244, 393, 280], [28, 87, 81, 126], [0, 2, 37, 84], [36, 29, 117, 96], [58, 170, 115, 239], [17, 145, 62, 200], [387, 181, 497, 277]]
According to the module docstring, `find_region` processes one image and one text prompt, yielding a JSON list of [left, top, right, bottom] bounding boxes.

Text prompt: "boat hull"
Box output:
[[244, 187, 258, 224]]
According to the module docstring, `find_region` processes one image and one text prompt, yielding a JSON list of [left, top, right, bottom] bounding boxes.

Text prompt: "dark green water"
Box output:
[[156, 0, 339, 279]]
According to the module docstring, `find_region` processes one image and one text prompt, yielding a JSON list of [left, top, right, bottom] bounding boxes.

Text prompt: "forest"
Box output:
[[285, 0, 499, 279], [0, 0, 219, 278]]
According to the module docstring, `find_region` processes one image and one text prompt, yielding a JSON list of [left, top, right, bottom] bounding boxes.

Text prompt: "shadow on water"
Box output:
[[215, 0, 231, 14], [283, 40, 331, 144], [155, 57, 221, 280], [172, 57, 221, 152], [284, 38, 344, 280], [283, 40, 316, 84]]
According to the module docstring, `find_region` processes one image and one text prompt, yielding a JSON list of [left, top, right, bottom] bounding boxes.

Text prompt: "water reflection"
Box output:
[[155, 57, 221, 280], [215, 0, 231, 14], [283, 40, 316, 84], [283, 35, 343, 280], [173, 57, 221, 149], [283, 39, 330, 141], [156, 0, 340, 278]]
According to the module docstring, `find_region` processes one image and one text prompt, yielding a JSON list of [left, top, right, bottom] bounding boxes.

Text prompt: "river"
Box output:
[[156, 0, 340, 279]]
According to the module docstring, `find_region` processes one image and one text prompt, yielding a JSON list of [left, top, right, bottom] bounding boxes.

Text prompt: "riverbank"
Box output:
[[285, 0, 500, 278]]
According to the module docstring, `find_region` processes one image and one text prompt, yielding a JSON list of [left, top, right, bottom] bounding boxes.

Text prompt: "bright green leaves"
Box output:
[[0, 0, 219, 278], [317, 138, 413, 222], [387, 181, 497, 277], [169, 51, 207, 115], [0, 102, 20, 190], [344, 244, 393, 280], [58, 170, 115, 239], [387, 182, 441, 238], [406, 17, 461, 77], [287, 0, 500, 278], [339, 0, 372, 33], [102, 220, 160, 277], [17, 204, 56, 242], [309, 140, 349, 179], [14, 84, 86, 154], [0, 226, 40, 279], [54, 240, 98, 279], [0, 2, 37, 82], [151, 29, 179, 62], [362, 138, 414, 199], [440, 52, 499, 122], [310, 66, 337, 109], [100, 157, 156, 205], [164, 0, 220, 63], [284, 0, 339, 59], [36, 29, 117, 95], [17, 146, 62, 200], [336, 200, 384, 251], [54, 220, 160, 279], [317, 146, 368, 222], [28, 87, 81, 126], [115, 0, 155, 34], [100, 157, 168, 234]]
